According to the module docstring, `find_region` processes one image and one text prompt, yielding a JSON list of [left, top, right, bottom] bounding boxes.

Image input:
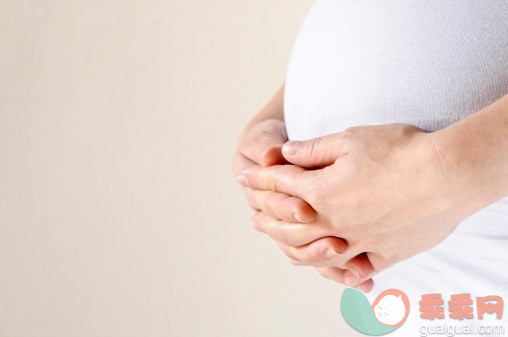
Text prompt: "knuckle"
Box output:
[[284, 247, 298, 261], [245, 190, 260, 210], [306, 137, 322, 159], [246, 198, 258, 211], [305, 187, 319, 206], [315, 267, 328, 277], [297, 248, 318, 264], [242, 190, 254, 206], [265, 193, 290, 219], [232, 152, 244, 176], [243, 187, 254, 198], [341, 126, 364, 149], [269, 173, 280, 192], [275, 223, 292, 247], [258, 169, 275, 191], [342, 126, 361, 138], [267, 191, 284, 207], [310, 246, 327, 261], [262, 193, 277, 215], [303, 172, 326, 206], [316, 267, 334, 280], [381, 249, 400, 264], [333, 221, 352, 238]]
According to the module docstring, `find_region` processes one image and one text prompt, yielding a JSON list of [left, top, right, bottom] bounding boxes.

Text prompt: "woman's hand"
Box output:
[[234, 118, 316, 222], [239, 122, 493, 285], [233, 115, 374, 291]]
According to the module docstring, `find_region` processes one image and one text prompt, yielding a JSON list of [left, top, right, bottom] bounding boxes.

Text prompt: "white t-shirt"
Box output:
[[284, 1, 508, 335]]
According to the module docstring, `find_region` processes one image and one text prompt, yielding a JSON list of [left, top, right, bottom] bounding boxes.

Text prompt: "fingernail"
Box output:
[[290, 259, 303, 266], [361, 284, 372, 293], [236, 175, 249, 187], [324, 248, 339, 259], [345, 276, 358, 286], [344, 270, 358, 286], [282, 142, 298, 156], [252, 219, 261, 231], [252, 212, 262, 221], [355, 282, 371, 293]]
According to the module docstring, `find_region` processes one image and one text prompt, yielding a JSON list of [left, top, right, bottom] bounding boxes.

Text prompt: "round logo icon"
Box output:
[[341, 288, 410, 335]]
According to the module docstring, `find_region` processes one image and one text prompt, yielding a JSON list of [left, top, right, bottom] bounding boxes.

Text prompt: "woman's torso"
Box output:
[[284, 0, 508, 334]]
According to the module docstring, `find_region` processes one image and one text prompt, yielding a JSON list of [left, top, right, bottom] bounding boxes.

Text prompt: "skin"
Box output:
[[233, 85, 374, 292], [237, 89, 508, 287]]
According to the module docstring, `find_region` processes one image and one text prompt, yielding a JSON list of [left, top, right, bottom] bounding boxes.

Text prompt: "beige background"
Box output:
[[0, 1, 362, 336]]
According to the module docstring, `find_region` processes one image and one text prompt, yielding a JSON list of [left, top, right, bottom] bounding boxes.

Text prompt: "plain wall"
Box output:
[[0, 1, 362, 336]]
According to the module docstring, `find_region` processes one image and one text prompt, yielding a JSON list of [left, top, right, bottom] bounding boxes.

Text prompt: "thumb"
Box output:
[[241, 119, 288, 167], [282, 134, 344, 168], [258, 142, 285, 167]]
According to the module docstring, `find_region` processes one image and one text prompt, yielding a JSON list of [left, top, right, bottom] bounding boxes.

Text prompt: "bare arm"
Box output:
[[243, 84, 285, 130], [433, 93, 508, 208]]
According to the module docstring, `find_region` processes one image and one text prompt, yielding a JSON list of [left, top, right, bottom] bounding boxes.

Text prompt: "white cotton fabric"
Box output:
[[284, 1, 508, 335]]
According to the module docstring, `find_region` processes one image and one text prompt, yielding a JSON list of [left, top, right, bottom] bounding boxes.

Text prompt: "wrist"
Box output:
[[238, 85, 285, 145], [430, 98, 508, 215]]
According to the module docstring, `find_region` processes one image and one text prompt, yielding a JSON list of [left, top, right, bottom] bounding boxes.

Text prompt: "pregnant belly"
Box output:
[[284, 0, 508, 141]]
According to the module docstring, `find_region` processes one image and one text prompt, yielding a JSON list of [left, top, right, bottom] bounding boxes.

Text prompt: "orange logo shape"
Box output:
[[372, 289, 410, 327]]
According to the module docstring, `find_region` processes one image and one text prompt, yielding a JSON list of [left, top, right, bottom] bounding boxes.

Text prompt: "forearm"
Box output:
[[433, 93, 508, 210]]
